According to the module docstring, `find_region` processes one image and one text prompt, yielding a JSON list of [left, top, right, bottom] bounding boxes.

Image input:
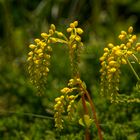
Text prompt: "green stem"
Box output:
[[127, 58, 140, 81], [0, 110, 54, 120], [132, 54, 140, 64]]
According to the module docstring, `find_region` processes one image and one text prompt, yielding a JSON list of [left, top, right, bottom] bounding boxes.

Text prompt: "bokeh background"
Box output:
[[0, 0, 140, 139]]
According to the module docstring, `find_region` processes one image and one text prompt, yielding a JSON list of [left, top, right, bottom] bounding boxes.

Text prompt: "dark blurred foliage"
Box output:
[[0, 0, 140, 139]]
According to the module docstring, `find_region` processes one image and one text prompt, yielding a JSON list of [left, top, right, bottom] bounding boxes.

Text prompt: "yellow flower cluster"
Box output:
[[27, 21, 85, 94], [66, 21, 84, 77], [54, 95, 65, 129], [100, 26, 140, 102], [27, 24, 55, 94], [54, 78, 82, 130]]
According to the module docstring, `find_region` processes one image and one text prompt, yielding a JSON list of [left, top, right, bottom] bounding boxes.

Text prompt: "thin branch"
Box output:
[[81, 95, 90, 140], [0, 110, 54, 120], [127, 58, 140, 81]]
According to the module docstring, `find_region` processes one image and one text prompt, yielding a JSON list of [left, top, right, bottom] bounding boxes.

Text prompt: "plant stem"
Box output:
[[82, 95, 90, 140], [85, 128, 90, 140], [0, 110, 54, 119], [80, 85, 103, 140], [81, 95, 89, 114], [127, 58, 140, 81], [132, 54, 139, 63]]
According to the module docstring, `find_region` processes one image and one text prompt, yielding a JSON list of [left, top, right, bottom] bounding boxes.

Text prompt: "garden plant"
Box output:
[[27, 21, 140, 140]]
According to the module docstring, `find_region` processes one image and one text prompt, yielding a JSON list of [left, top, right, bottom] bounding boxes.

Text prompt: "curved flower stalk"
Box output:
[[100, 26, 140, 103]]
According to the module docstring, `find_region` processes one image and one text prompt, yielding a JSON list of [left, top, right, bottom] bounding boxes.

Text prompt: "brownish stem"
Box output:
[[80, 85, 103, 140], [81, 95, 89, 114], [85, 128, 90, 140], [81, 95, 90, 140]]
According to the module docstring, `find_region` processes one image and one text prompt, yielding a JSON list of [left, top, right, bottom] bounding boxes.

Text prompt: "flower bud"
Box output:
[[128, 26, 133, 33]]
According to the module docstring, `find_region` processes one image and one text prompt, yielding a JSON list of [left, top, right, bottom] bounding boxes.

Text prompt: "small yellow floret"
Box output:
[[70, 23, 75, 28], [27, 57, 32, 61], [72, 44, 77, 49], [50, 24, 56, 31], [100, 56, 105, 62], [75, 36, 81, 42], [108, 43, 114, 49], [127, 51, 132, 55], [49, 29, 54, 35], [55, 97, 61, 102], [29, 44, 36, 49], [121, 31, 127, 35], [34, 60, 40, 64], [136, 47, 140, 52], [118, 34, 125, 40], [46, 67, 49, 72], [73, 21, 78, 27], [61, 87, 72, 94], [36, 49, 43, 54], [76, 28, 83, 34], [131, 35, 137, 41], [51, 38, 57, 43], [128, 39, 133, 44], [34, 38, 40, 43], [108, 61, 116, 67], [67, 28, 72, 32], [69, 35, 75, 40], [126, 42, 131, 48], [104, 48, 109, 52], [115, 50, 123, 56], [128, 26, 133, 33], [57, 32, 63, 37], [28, 51, 33, 56], [38, 53, 43, 57], [108, 56, 114, 62], [121, 58, 127, 64], [109, 68, 116, 73], [41, 33, 48, 38]]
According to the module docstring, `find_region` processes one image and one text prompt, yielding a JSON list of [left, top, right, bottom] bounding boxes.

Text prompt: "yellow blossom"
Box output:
[[128, 26, 133, 33], [121, 58, 127, 64], [73, 21, 78, 27], [41, 33, 49, 38], [76, 28, 83, 34], [137, 47, 140, 52], [108, 61, 117, 67], [29, 44, 36, 49], [34, 38, 40, 43], [109, 68, 116, 73], [67, 28, 72, 32], [70, 23, 75, 28], [75, 35, 81, 42], [50, 24, 56, 31], [108, 43, 114, 48]]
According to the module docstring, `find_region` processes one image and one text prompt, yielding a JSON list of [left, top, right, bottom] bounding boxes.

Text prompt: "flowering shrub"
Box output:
[[27, 21, 140, 140]]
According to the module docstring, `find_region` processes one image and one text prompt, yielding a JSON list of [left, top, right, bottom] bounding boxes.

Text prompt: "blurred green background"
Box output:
[[0, 0, 140, 139]]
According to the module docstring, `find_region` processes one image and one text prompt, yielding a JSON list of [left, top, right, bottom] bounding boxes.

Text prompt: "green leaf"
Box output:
[[79, 118, 85, 127], [83, 115, 93, 128]]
